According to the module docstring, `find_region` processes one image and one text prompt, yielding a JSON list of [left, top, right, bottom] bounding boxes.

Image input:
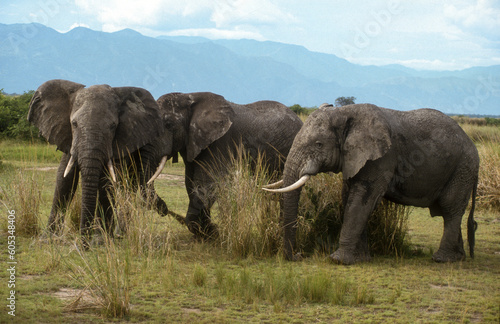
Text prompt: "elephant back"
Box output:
[[227, 100, 303, 171]]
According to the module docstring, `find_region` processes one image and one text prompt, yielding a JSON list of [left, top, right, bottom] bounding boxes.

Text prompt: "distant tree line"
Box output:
[[290, 96, 357, 116], [0, 90, 41, 141], [1, 90, 497, 142]]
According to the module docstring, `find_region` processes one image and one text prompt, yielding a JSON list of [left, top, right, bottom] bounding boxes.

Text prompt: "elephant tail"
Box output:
[[467, 177, 478, 259]]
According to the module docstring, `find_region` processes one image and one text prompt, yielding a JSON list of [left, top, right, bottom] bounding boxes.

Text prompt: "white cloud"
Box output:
[[73, 0, 294, 31], [444, 0, 500, 40], [74, 0, 184, 27], [210, 0, 296, 28], [166, 27, 265, 40]]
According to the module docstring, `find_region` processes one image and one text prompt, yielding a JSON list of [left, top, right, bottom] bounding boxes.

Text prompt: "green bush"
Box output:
[[0, 90, 41, 141]]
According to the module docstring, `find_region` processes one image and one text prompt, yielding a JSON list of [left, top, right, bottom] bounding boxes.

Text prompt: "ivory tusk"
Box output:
[[63, 155, 76, 178], [262, 175, 310, 193], [262, 179, 284, 189], [147, 155, 167, 185], [107, 159, 117, 182]]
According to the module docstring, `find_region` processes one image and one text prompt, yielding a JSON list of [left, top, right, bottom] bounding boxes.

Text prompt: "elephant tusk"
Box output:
[[63, 155, 76, 178], [262, 175, 310, 193], [107, 159, 117, 182], [147, 155, 167, 185], [262, 179, 284, 189]]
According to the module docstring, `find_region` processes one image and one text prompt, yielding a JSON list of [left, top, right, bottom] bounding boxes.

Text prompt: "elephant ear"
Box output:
[[27, 79, 85, 153], [186, 93, 235, 162], [113, 87, 164, 156], [341, 105, 392, 179]]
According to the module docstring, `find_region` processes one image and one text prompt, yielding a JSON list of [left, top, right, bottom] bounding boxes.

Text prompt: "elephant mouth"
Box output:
[[63, 154, 117, 182]]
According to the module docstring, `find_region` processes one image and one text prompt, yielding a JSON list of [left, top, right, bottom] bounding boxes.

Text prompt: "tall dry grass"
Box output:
[[68, 231, 131, 318], [109, 161, 174, 260], [296, 173, 412, 257], [214, 147, 411, 260], [214, 148, 282, 258], [0, 170, 42, 237], [476, 140, 500, 209], [458, 119, 500, 210]]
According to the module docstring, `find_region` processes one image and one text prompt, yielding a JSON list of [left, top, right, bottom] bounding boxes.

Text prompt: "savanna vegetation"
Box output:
[[0, 92, 499, 322]]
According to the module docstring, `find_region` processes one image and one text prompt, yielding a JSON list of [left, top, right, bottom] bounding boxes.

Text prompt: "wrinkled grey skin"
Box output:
[[28, 79, 170, 243], [157, 92, 303, 238], [280, 104, 479, 264]]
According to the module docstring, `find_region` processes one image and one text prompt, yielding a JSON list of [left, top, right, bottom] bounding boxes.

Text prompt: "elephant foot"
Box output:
[[188, 222, 219, 241], [432, 249, 465, 263], [329, 248, 372, 265]]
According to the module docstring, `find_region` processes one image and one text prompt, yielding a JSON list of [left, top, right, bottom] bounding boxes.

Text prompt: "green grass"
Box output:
[[1, 130, 500, 323]]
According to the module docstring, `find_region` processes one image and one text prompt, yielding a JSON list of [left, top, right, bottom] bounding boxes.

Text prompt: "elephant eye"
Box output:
[[315, 141, 323, 149], [71, 120, 78, 128]]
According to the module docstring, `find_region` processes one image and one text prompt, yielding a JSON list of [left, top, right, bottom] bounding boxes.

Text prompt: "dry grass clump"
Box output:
[[0, 171, 42, 237], [476, 141, 500, 209], [109, 165, 173, 259], [457, 119, 500, 210], [214, 148, 282, 258], [297, 173, 412, 257], [68, 232, 131, 318]]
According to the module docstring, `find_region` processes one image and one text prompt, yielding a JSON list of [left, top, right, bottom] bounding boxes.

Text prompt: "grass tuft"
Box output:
[[1, 170, 42, 237], [213, 146, 282, 258], [68, 230, 131, 318]]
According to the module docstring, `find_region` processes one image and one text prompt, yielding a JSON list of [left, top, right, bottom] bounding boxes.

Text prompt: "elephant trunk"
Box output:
[[281, 153, 306, 260], [79, 157, 102, 240]]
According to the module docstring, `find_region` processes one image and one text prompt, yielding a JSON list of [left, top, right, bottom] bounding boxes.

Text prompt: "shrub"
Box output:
[[0, 90, 41, 141]]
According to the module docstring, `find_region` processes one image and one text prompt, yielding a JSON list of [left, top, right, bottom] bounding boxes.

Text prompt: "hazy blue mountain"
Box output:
[[1, 23, 498, 115]]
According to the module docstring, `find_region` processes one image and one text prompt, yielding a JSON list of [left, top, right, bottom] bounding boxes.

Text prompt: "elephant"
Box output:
[[28, 79, 174, 243], [264, 103, 479, 264], [148, 92, 303, 238]]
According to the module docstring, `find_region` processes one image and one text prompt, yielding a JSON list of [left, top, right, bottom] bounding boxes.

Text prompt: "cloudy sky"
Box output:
[[2, 0, 499, 70]]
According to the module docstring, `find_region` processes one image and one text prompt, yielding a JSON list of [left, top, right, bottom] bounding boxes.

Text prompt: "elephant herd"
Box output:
[[28, 79, 480, 265]]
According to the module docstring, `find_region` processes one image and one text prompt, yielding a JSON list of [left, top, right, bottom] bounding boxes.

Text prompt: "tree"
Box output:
[[334, 96, 356, 107], [289, 104, 308, 116]]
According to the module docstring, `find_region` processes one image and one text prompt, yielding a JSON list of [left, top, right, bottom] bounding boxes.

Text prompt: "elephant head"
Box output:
[[264, 104, 392, 260], [148, 92, 235, 182], [28, 79, 164, 237]]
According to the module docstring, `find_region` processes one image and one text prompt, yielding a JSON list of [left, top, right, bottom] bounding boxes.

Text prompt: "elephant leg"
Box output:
[[184, 184, 218, 239], [432, 214, 465, 262], [185, 195, 218, 239], [183, 162, 218, 239], [432, 180, 469, 262], [48, 153, 80, 234], [330, 179, 385, 265]]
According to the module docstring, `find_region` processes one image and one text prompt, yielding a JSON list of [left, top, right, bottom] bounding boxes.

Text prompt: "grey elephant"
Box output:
[[28, 79, 173, 242], [149, 92, 303, 238], [264, 104, 479, 264]]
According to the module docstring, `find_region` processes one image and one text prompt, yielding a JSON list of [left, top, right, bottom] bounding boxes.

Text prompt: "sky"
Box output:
[[1, 0, 499, 71]]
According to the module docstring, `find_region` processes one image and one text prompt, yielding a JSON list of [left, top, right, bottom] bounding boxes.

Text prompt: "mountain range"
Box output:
[[1, 23, 499, 115]]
